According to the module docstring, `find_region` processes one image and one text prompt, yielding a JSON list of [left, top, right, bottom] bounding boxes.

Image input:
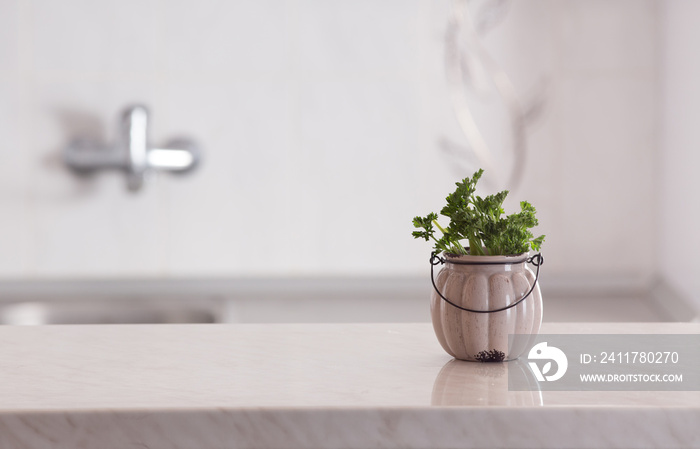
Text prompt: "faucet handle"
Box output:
[[121, 104, 149, 191], [64, 104, 201, 192], [149, 138, 201, 173]]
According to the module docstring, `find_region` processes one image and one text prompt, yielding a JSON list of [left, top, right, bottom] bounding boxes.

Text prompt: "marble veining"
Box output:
[[0, 322, 697, 448]]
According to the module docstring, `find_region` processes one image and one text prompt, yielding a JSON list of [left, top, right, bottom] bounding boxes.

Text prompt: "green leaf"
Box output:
[[410, 169, 545, 256]]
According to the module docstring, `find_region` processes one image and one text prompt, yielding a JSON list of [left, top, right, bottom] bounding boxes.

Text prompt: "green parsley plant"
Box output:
[[412, 169, 545, 256]]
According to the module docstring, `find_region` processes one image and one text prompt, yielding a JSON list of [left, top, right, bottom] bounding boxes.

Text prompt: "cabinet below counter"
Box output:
[[0, 322, 698, 449]]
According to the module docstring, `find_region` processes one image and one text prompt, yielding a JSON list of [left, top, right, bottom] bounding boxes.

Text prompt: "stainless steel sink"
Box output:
[[0, 280, 226, 325], [0, 277, 432, 325], [0, 299, 220, 325]]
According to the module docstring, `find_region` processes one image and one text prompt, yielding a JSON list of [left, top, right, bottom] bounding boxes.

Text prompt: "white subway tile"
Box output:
[[554, 0, 657, 74], [658, 0, 700, 306], [159, 80, 295, 276], [29, 175, 167, 277], [0, 0, 19, 77], [554, 77, 655, 275], [0, 81, 27, 277], [298, 80, 421, 274], [481, 0, 557, 92], [298, 0, 422, 77], [30, 0, 158, 76], [159, 0, 289, 77]]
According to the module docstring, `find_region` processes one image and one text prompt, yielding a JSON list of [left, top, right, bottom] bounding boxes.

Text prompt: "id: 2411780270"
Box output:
[[580, 351, 680, 364]]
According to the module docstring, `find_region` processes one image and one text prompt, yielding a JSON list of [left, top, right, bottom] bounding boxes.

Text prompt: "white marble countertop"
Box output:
[[0, 322, 698, 448]]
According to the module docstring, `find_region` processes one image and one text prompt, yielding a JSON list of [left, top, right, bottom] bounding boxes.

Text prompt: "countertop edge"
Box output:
[[2, 406, 698, 449]]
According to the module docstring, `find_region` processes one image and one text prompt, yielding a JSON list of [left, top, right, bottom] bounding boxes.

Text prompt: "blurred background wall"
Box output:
[[0, 0, 690, 310], [659, 0, 700, 312]]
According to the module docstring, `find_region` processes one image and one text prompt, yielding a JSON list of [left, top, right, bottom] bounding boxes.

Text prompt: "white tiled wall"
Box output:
[[0, 0, 658, 280], [659, 0, 700, 311]]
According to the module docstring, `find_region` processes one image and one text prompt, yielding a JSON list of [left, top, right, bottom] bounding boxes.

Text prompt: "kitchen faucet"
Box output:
[[64, 104, 201, 191]]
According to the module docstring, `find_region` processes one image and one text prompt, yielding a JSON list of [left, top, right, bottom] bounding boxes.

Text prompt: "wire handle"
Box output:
[[430, 252, 543, 314]]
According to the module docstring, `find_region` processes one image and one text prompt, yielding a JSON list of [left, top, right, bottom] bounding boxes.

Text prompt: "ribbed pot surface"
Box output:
[[430, 252, 542, 361]]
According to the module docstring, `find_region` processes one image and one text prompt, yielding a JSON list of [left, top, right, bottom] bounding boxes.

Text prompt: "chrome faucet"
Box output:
[[64, 105, 201, 191]]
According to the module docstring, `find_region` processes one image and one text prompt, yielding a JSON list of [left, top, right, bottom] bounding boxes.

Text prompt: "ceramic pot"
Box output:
[[430, 252, 542, 361]]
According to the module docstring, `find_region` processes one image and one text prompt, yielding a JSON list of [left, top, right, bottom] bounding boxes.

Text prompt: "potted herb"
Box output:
[[412, 169, 545, 362]]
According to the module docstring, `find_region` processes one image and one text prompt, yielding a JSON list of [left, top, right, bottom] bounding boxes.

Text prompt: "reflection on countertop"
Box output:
[[432, 359, 543, 406]]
